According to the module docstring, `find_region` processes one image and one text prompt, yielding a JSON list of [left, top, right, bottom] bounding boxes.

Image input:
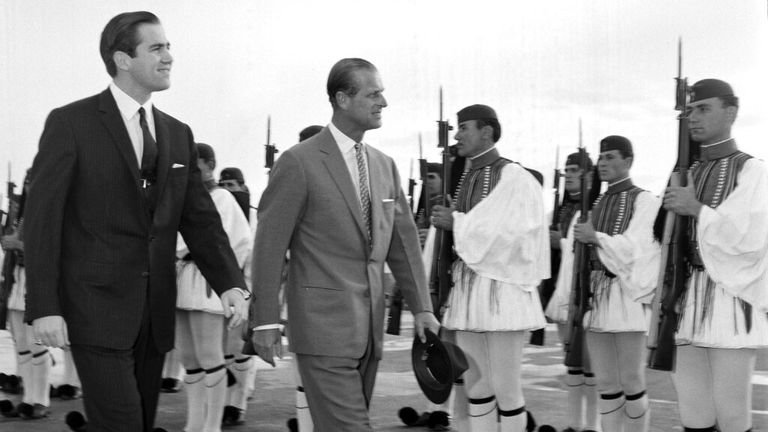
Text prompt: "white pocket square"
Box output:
[[382, 198, 394, 203], [172, 163, 185, 168]]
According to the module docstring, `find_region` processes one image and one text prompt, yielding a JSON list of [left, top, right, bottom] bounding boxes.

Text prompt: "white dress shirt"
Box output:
[[109, 82, 155, 168]]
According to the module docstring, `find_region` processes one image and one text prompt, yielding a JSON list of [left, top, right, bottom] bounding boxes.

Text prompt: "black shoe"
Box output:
[[57, 384, 82, 400], [65, 410, 88, 431], [222, 405, 245, 426], [0, 399, 19, 418], [428, 410, 450, 430], [18, 402, 49, 420], [286, 417, 298, 432], [0, 374, 22, 394]]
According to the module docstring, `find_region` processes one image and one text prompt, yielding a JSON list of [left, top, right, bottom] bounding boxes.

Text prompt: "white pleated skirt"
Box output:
[[676, 270, 768, 348], [583, 271, 649, 333], [442, 260, 546, 332], [176, 260, 224, 314]]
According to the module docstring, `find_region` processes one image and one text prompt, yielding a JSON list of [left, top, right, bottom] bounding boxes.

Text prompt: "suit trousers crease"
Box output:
[[296, 324, 378, 432], [70, 298, 165, 432]]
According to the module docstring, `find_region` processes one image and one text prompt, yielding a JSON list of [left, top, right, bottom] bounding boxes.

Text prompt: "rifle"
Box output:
[[647, 39, 690, 371], [530, 147, 562, 346], [264, 116, 278, 172], [0, 170, 23, 330], [564, 123, 592, 368], [430, 87, 454, 319], [407, 158, 416, 213]]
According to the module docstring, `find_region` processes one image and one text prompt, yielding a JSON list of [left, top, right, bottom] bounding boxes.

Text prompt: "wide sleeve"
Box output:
[[250, 150, 308, 327], [452, 163, 550, 286], [210, 189, 251, 268], [595, 191, 661, 301], [24, 109, 76, 321], [698, 158, 768, 311]]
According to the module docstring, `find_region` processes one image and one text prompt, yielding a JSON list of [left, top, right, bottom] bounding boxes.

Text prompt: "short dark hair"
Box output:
[[299, 125, 324, 142], [196, 143, 215, 165], [326, 58, 377, 108], [100, 11, 160, 77], [474, 119, 501, 143]]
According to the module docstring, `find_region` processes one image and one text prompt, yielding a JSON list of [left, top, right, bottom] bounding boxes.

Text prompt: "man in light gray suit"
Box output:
[[249, 58, 440, 431]]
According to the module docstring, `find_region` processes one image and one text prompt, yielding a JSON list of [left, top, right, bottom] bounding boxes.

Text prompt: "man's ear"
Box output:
[[625, 156, 634, 168], [113, 51, 132, 72], [335, 91, 349, 110], [725, 105, 738, 123]]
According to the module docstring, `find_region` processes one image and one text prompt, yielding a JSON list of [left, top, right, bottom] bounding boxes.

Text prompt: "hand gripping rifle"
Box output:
[[264, 116, 278, 172], [430, 88, 454, 319], [530, 147, 562, 346], [0, 171, 24, 330], [564, 125, 593, 368], [647, 40, 691, 371]]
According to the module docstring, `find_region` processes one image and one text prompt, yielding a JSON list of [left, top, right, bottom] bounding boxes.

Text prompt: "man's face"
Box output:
[[426, 172, 442, 195], [563, 165, 584, 193], [597, 150, 631, 183], [124, 23, 173, 94], [339, 69, 387, 132], [219, 179, 244, 192], [197, 158, 213, 181], [454, 120, 489, 158], [687, 97, 735, 145]]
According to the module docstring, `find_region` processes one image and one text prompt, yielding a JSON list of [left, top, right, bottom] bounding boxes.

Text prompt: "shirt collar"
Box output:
[[329, 121, 359, 154], [697, 138, 738, 162], [109, 82, 153, 122]]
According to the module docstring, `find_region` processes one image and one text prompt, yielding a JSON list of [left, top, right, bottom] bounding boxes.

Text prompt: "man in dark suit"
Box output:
[[249, 58, 441, 431], [23, 11, 249, 432]]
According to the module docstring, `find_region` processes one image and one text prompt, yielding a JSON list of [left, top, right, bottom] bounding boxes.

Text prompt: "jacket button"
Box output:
[[141, 271, 149, 277]]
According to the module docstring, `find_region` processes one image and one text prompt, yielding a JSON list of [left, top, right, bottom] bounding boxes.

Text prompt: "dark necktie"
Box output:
[[355, 143, 372, 243], [138, 107, 157, 179]]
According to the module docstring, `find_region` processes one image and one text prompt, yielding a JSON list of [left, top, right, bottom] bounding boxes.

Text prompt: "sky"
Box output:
[[1, 0, 767, 209]]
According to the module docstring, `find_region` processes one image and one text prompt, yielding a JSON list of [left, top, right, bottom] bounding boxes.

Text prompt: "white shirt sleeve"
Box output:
[[698, 158, 768, 312], [595, 191, 662, 302], [211, 189, 252, 268], [453, 163, 550, 286]]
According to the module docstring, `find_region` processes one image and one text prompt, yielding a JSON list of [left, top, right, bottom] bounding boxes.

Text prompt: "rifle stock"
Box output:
[[0, 179, 23, 330]]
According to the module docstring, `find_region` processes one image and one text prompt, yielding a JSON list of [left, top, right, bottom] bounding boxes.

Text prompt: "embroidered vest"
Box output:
[[455, 152, 511, 213], [589, 178, 644, 274]]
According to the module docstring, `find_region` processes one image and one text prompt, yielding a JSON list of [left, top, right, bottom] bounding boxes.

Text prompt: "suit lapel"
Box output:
[[317, 130, 368, 243], [152, 107, 171, 203], [98, 89, 141, 181]]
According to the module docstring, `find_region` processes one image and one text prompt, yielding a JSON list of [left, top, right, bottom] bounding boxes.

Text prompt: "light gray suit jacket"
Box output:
[[250, 127, 431, 359]]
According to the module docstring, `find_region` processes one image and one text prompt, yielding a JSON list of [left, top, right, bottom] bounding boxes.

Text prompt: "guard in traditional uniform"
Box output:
[[431, 104, 549, 431], [0, 174, 51, 420], [175, 143, 251, 432], [662, 79, 768, 432], [545, 152, 600, 432], [573, 136, 660, 432]]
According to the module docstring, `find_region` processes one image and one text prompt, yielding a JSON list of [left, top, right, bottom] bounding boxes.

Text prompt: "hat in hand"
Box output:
[[412, 329, 468, 404]]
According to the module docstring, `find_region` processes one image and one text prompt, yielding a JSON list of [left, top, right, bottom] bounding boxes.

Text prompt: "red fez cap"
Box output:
[[691, 79, 734, 103], [220, 167, 244, 184], [600, 135, 633, 158], [565, 151, 593, 170], [457, 104, 497, 124]]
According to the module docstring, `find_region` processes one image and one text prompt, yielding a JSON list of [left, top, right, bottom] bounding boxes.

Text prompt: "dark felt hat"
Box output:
[[299, 125, 324, 142], [690, 79, 734, 103], [599, 135, 633, 158], [565, 151, 594, 170], [220, 167, 245, 184], [196, 143, 215, 162], [426, 162, 442, 175], [457, 104, 497, 124], [412, 330, 468, 404]]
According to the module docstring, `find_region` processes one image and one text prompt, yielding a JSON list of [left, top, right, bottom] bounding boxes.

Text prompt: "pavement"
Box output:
[[0, 313, 766, 432]]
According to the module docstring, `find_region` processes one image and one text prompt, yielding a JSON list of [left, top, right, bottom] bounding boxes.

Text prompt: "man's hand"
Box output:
[[413, 311, 441, 343], [220, 288, 249, 330], [33, 315, 69, 348], [0, 233, 23, 252], [663, 173, 702, 218], [431, 196, 455, 231], [549, 228, 562, 249], [573, 222, 599, 245], [250, 328, 283, 367]]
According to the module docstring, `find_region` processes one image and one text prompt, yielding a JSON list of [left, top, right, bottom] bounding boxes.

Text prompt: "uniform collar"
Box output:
[[605, 177, 634, 194], [697, 138, 738, 162], [468, 147, 500, 170]]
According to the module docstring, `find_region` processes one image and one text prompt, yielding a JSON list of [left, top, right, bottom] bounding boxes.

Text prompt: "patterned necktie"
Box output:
[[138, 107, 157, 177], [355, 143, 372, 243]]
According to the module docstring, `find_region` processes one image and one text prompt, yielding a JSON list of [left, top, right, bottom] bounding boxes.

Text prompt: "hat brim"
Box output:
[[412, 330, 467, 404]]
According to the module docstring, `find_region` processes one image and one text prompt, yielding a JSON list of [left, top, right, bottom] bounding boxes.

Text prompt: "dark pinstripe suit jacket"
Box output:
[[23, 88, 245, 352]]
